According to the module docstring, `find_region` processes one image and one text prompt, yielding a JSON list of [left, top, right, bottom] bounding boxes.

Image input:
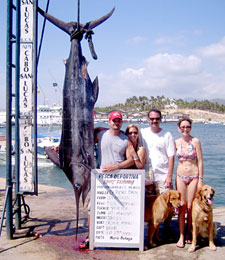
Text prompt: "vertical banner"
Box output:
[[21, 1, 34, 42], [20, 43, 33, 114], [90, 169, 145, 251], [19, 0, 34, 192], [19, 118, 33, 192]]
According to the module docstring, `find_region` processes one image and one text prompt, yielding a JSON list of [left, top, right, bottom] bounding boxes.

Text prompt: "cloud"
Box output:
[[34, 36, 225, 108], [198, 36, 225, 60], [154, 35, 185, 47], [144, 53, 201, 76], [120, 68, 145, 79], [127, 36, 145, 44], [95, 52, 225, 107]]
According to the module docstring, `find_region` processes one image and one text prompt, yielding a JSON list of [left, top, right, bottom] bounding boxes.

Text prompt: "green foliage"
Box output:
[[95, 96, 225, 114]]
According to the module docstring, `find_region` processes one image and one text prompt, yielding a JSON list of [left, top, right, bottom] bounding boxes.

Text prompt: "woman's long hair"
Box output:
[[125, 124, 140, 151]]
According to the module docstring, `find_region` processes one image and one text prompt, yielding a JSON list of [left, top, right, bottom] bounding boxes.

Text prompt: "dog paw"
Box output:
[[188, 245, 195, 253]]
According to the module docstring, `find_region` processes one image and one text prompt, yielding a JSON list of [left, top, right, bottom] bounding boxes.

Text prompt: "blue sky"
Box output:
[[1, 0, 225, 109]]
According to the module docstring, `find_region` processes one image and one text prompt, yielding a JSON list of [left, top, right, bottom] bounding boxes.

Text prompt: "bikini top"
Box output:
[[176, 138, 197, 162]]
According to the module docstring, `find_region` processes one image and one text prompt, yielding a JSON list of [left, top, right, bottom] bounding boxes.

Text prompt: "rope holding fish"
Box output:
[[70, 0, 83, 41], [70, 29, 84, 41], [71, 0, 98, 59], [70, 29, 98, 60]]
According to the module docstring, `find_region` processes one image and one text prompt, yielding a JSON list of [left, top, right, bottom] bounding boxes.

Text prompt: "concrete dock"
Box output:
[[0, 177, 225, 260]]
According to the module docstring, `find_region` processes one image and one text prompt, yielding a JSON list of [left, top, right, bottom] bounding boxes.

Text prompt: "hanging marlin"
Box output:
[[38, 6, 115, 235]]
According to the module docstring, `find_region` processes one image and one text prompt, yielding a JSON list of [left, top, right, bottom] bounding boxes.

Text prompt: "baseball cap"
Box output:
[[109, 111, 123, 120]]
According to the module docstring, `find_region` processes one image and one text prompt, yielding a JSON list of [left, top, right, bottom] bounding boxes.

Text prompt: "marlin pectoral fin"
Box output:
[[88, 34, 97, 60], [45, 147, 62, 169]]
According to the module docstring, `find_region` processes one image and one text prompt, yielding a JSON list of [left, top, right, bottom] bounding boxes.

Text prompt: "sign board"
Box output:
[[19, 118, 33, 192], [19, 1, 35, 192], [21, 1, 34, 42], [90, 169, 145, 251], [20, 43, 33, 114]]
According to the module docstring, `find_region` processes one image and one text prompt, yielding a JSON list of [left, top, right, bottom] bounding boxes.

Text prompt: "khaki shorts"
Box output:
[[154, 181, 173, 195]]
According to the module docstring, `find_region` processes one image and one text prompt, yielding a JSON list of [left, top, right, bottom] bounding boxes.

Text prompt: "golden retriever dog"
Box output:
[[145, 190, 181, 247], [188, 185, 217, 253]]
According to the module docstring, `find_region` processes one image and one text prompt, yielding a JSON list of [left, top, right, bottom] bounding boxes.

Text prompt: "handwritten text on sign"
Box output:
[[92, 170, 144, 245]]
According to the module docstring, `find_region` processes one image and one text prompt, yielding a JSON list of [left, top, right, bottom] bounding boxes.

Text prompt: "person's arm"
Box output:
[[165, 134, 176, 187], [165, 156, 174, 188], [126, 142, 146, 169], [195, 138, 203, 189], [101, 157, 134, 172]]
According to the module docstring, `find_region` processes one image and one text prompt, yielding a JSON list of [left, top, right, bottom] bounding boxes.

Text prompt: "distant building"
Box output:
[[165, 100, 178, 109], [166, 112, 189, 122]]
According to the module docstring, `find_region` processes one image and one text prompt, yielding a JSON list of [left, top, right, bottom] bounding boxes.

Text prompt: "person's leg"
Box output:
[[176, 175, 187, 248], [186, 178, 198, 243]]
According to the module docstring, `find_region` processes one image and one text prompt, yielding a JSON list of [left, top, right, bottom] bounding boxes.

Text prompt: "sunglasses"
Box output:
[[149, 117, 161, 121], [128, 131, 138, 135], [180, 126, 191, 130]]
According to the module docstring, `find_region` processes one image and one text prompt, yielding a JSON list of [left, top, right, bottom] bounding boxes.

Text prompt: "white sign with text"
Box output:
[[20, 43, 33, 114], [19, 118, 33, 192], [90, 169, 145, 251], [21, 0, 34, 42], [19, 0, 34, 192]]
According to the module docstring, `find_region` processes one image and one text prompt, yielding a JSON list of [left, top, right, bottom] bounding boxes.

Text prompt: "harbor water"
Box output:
[[0, 122, 225, 207]]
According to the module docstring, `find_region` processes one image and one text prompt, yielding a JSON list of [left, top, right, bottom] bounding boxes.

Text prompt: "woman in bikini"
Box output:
[[175, 117, 203, 248]]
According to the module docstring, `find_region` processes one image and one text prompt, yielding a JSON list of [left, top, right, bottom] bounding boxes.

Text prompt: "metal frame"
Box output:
[[4, 0, 38, 239], [6, 0, 14, 240]]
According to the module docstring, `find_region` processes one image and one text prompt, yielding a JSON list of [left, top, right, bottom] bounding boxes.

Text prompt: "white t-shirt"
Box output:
[[140, 127, 175, 182]]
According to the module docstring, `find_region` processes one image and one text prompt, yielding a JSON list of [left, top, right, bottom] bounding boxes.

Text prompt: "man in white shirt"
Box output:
[[140, 109, 175, 194]]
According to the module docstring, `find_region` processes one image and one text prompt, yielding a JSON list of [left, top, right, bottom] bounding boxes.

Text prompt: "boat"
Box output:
[[37, 105, 62, 125], [37, 132, 60, 154]]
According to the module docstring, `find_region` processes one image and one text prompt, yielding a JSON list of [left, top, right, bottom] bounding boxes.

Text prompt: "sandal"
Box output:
[[79, 237, 89, 249], [176, 242, 184, 248], [176, 240, 185, 248]]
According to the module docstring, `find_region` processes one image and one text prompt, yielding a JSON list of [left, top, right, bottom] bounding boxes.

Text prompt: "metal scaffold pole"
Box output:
[[15, 0, 21, 231], [33, 0, 38, 196], [6, 0, 14, 239]]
